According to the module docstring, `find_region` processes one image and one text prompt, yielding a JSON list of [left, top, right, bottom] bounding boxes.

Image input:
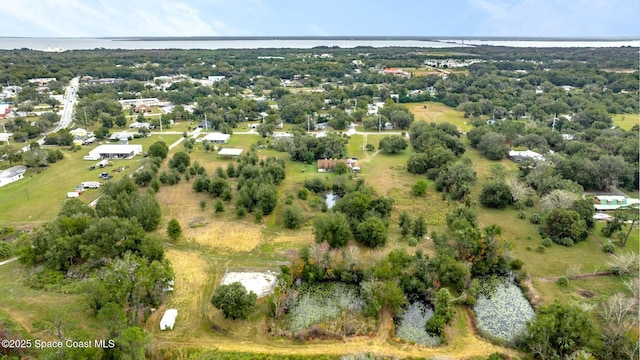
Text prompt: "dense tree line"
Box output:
[[17, 177, 172, 343]]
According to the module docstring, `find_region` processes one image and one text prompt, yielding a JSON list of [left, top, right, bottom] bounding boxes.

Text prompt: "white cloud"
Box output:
[[0, 0, 239, 37]]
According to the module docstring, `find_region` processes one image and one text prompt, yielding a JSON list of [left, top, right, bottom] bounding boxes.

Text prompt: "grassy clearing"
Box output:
[[612, 114, 639, 131], [0, 260, 104, 337], [403, 102, 473, 133], [147, 248, 215, 338], [0, 134, 181, 227]]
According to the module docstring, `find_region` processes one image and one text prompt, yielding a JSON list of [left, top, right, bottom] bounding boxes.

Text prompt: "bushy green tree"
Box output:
[[355, 216, 388, 248], [522, 303, 596, 359], [425, 288, 455, 335], [168, 151, 190, 173], [211, 282, 257, 320], [313, 212, 352, 248], [545, 208, 588, 245], [283, 206, 303, 229], [333, 161, 349, 175], [412, 216, 427, 239], [399, 211, 412, 237], [166, 219, 182, 240], [480, 181, 513, 209], [477, 132, 509, 160], [148, 141, 169, 159], [412, 180, 428, 196], [435, 160, 477, 201], [379, 135, 408, 154]]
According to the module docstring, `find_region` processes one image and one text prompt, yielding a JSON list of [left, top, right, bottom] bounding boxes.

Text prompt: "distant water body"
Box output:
[[0, 37, 638, 51]]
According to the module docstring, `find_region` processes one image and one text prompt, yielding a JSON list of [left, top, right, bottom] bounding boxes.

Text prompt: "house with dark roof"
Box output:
[[317, 158, 360, 173]]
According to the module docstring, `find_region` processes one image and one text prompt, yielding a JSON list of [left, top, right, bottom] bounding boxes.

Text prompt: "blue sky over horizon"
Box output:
[[0, 0, 638, 38]]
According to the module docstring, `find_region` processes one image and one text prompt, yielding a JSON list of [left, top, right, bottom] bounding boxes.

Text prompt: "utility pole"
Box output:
[[83, 107, 88, 127], [307, 114, 310, 132], [204, 113, 208, 131], [378, 113, 381, 132], [2, 123, 8, 144]]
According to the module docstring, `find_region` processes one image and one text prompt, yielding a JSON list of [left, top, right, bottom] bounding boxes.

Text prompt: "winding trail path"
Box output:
[[0, 257, 18, 266]]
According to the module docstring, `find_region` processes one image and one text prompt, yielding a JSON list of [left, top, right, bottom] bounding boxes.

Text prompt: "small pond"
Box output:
[[473, 277, 535, 342], [325, 192, 339, 209], [287, 282, 364, 333], [396, 302, 440, 346]]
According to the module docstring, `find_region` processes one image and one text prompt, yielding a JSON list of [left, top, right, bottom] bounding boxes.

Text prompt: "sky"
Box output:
[[0, 0, 638, 38]]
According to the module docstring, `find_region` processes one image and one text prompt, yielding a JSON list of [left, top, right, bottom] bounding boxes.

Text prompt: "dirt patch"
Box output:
[[523, 273, 541, 308], [188, 216, 209, 228], [537, 271, 614, 282], [577, 289, 596, 298]]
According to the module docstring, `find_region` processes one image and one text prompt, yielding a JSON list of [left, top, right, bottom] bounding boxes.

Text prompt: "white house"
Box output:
[[200, 132, 230, 144], [70, 129, 88, 138], [508, 150, 545, 162], [129, 122, 151, 129], [89, 144, 143, 159], [272, 132, 294, 140], [160, 309, 178, 330], [593, 195, 640, 211], [0, 165, 26, 187], [109, 132, 134, 141]]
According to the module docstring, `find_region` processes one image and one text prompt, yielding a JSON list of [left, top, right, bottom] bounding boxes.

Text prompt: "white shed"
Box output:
[[89, 144, 143, 159], [200, 132, 231, 143], [218, 148, 244, 158], [160, 309, 178, 330]]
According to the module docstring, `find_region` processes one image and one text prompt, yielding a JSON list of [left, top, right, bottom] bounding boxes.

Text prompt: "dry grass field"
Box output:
[[147, 248, 215, 339]]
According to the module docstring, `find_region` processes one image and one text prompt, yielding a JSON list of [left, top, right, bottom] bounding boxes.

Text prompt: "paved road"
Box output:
[[21, 77, 80, 151], [54, 76, 80, 132]]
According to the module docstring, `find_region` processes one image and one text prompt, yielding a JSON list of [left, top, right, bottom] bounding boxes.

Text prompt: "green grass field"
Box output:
[[403, 102, 473, 132], [0, 134, 181, 226], [612, 114, 640, 131], [0, 260, 105, 338]]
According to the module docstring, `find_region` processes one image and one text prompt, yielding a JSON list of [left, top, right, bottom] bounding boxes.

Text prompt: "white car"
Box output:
[[593, 213, 612, 220]]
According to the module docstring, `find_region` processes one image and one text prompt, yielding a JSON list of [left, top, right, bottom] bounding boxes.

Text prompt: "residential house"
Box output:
[[0, 165, 26, 188], [200, 132, 230, 144], [135, 104, 151, 113], [317, 158, 360, 173], [593, 196, 640, 211], [508, 150, 545, 162], [317, 159, 349, 172], [88, 144, 142, 159]]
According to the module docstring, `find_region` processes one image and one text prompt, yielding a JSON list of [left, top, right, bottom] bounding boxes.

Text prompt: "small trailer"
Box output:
[[66, 191, 80, 198], [160, 309, 178, 330], [97, 159, 109, 168], [81, 181, 101, 189]]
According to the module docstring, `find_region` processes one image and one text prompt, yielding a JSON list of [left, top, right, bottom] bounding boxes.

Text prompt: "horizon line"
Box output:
[[0, 35, 638, 41]]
